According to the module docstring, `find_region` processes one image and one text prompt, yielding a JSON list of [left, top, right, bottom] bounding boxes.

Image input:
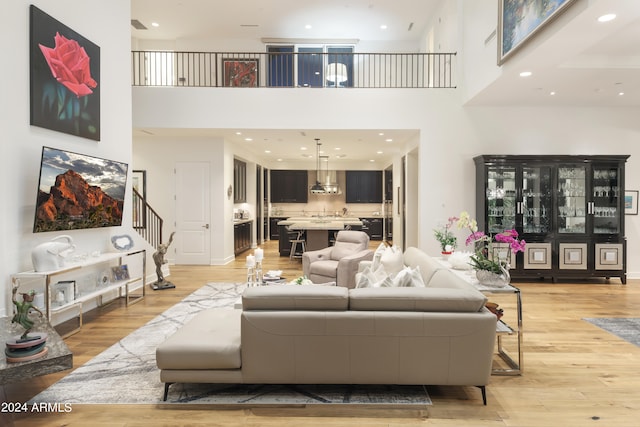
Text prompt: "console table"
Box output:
[[0, 316, 72, 384], [11, 249, 146, 338], [437, 259, 523, 375]]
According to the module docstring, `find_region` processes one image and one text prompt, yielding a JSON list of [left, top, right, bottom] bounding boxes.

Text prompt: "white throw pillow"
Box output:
[[380, 245, 404, 276], [355, 264, 393, 288], [392, 265, 426, 287], [370, 243, 387, 270]]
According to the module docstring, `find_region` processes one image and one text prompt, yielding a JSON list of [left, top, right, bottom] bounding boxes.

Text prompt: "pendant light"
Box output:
[[310, 138, 325, 194]]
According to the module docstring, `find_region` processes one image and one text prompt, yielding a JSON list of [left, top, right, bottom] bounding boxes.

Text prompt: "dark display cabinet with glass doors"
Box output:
[[474, 155, 629, 284]]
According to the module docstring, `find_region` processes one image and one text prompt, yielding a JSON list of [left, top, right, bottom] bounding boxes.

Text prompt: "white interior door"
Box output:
[[175, 162, 210, 264]]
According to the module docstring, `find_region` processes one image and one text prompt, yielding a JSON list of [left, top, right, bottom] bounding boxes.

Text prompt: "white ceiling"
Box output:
[[133, 128, 420, 168], [131, 0, 640, 164], [131, 0, 437, 42]]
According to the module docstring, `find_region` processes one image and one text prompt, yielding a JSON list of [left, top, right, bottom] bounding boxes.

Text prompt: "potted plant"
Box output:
[[457, 211, 526, 287], [433, 216, 458, 256]]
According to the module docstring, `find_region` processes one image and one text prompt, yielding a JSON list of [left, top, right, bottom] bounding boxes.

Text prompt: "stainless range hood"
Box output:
[[310, 170, 342, 195], [320, 170, 341, 195]]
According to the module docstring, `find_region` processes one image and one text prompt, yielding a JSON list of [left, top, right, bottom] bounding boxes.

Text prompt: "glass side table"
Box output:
[[437, 259, 523, 375], [474, 281, 523, 375]]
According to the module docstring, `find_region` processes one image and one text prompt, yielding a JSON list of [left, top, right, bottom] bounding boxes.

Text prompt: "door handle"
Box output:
[[203, 224, 210, 229]]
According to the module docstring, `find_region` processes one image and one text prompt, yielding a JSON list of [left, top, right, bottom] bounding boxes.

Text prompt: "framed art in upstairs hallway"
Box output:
[[30, 5, 101, 141], [223, 59, 259, 87], [498, 0, 577, 65]]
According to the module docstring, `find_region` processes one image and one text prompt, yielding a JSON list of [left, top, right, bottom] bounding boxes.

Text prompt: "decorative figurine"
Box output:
[[152, 232, 176, 290], [11, 278, 44, 340], [6, 278, 49, 362]]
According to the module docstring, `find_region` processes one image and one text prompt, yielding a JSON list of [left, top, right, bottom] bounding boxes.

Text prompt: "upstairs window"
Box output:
[[267, 44, 354, 88]]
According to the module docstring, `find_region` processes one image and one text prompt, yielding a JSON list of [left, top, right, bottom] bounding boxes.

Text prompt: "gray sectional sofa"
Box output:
[[156, 247, 497, 404]]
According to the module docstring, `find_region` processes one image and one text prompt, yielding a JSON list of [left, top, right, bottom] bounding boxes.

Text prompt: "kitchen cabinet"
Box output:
[[278, 225, 297, 256], [234, 159, 247, 203], [474, 155, 629, 283], [234, 220, 253, 255], [269, 217, 287, 240], [361, 217, 383, 240], [270, 170, 308, 203], [346, 170, 383, 203]]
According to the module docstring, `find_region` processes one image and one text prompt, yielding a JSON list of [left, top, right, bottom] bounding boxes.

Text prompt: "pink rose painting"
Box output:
[[39, 32, 97, 98], [30, 6, 100, 141]]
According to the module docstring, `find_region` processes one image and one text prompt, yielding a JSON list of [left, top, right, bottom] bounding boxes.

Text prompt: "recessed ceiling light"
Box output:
[[305, 24, 312, 29], [385, 138, 393, 142], [380, 25, 388, 30], [151, 22, 159, 27], [369, 159, 376, 162], [619, 92, 625, 96], [520, 71, 532, 77], [244, 138, 252, 141], [598, 14, 616, 23], [379, 132, 384, 136], [300, 147, 307, 150], [377, 151, 383, 154], [550, 91, 556, 96], [277, 158, 283, 162], [235, 131, 242, 135], [265, 150, 271, 153], [334, 147, 341, 150]]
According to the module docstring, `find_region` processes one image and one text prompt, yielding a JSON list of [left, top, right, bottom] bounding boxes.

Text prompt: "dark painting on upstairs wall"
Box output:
[[34, 147, 128, 233], [30, 5, 101, 141], [498, 0, 577, 65]]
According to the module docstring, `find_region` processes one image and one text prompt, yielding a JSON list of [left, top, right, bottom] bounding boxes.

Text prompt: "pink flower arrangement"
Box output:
[[495, 229, 527, 253], [457, 211, 526, 274]]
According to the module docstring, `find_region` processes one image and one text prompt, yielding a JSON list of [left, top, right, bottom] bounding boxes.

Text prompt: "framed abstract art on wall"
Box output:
[[223, 59, 259, 87], [498, 0, 577, 65]]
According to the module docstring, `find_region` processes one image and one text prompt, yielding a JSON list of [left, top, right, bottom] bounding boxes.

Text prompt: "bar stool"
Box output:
[[289, 229, 306, 261]]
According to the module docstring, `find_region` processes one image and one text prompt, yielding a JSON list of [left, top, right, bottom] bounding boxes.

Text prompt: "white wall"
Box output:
[[133, 137, 235, 265], [1, 1, 136, 316]]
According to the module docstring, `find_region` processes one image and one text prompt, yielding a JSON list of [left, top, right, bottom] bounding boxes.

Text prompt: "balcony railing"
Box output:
[[131, 51, 456, 89]]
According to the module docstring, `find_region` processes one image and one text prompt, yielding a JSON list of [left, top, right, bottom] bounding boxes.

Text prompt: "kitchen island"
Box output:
[[277, 217, 364, 253]]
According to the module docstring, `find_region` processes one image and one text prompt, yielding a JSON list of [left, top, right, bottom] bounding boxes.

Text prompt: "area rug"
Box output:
[[583, 318, 640, 347], [30, 283, 431, 406]]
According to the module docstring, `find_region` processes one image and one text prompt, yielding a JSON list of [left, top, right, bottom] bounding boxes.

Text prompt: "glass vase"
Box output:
[[475, 265, 510, 287]]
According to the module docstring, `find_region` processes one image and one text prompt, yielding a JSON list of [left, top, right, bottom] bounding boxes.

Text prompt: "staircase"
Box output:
[[132, 187, 163, 249]]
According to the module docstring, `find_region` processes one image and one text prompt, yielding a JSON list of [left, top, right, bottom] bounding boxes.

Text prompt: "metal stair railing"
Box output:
[[132, 187, 163, 249]]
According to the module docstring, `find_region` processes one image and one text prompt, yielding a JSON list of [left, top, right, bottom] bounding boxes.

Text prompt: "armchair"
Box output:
[[302, 230, 374, 288]]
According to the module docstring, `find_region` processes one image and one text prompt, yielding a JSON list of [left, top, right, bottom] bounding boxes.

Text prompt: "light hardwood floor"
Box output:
[[3, 240, 640, 426]]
